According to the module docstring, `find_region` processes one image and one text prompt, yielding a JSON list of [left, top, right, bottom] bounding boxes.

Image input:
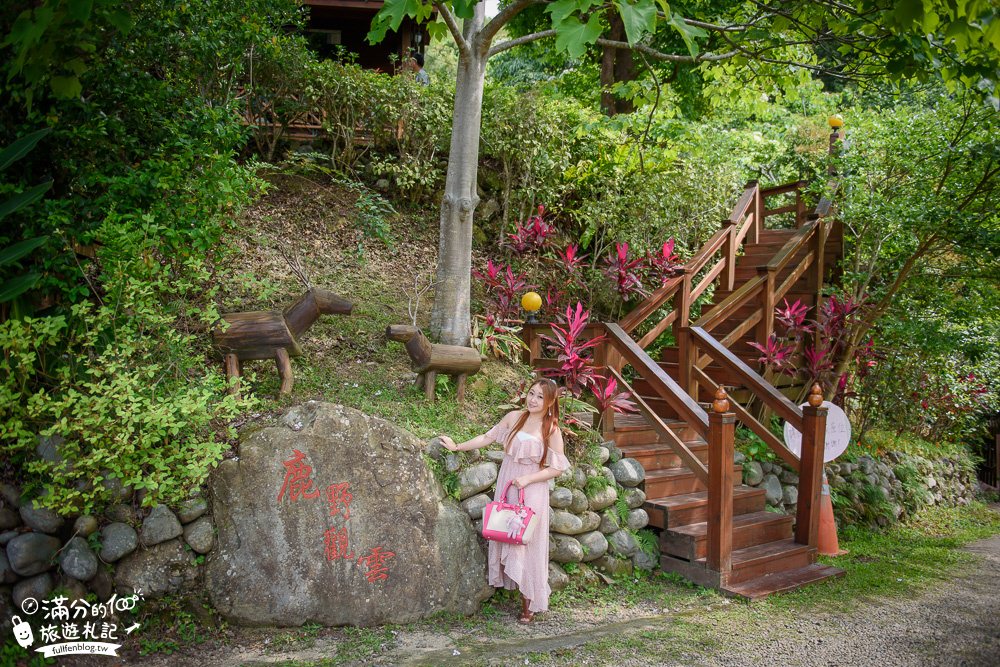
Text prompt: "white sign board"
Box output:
[[783, 401, 851, 463]]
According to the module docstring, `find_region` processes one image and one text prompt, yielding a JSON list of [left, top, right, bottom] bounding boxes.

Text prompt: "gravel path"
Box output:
[[681, 532, 1000, 667]]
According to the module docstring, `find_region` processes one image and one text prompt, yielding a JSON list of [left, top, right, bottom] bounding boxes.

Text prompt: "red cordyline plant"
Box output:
[[775, 298, 812, 334], [539, 302, 606, 396], [747, 334, 797, 374], [646, 239, 683, 286], [602, 242, 648, 299], [590, 375, 639, 417], [506, 205, 555, 254], [556, 243, 588, 273], [473, 260, 533, 321]]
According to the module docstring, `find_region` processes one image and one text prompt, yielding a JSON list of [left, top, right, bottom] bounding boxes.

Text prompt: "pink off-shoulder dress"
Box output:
[[484, 419, 570, 613]]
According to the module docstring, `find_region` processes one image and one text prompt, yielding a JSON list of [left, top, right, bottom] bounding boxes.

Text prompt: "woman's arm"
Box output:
[[439, 411, 517, 452], [512, 427, 567, 488]]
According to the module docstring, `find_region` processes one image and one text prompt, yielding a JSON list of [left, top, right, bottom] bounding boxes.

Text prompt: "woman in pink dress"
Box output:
[[439, 378, 569, 623]]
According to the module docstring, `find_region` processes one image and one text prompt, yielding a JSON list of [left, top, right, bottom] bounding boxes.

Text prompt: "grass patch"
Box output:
[[854, 429, 970, 459]]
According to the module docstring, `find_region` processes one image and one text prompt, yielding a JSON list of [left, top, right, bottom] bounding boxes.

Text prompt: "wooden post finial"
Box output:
[[808, 383, 823, 407], [713, 386, 730, 413]]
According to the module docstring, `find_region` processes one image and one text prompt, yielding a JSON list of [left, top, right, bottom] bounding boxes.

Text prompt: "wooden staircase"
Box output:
[[524, 179, 847, 599]]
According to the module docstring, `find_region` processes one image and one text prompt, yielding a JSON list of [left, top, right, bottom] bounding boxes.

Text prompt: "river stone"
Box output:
[[549, 534, 584, 563], [859, 457, 876, 475], [623, 487, 646, 509], [457, 462, 499, 500], [115, 539, 198, 598], [13, 572, 53, 608], [206, 402, 491, 626], [19, 502, 64, 534], [183, 517, 215, 554], [176, 498, 209, 524], [832, 474, 847, 487], [571, 467, 587, 489], [550, 510, 584, 535], [0, 531, 17, 546], [599, 510, 620, 534], [782, 485, 799, 506], [594, 554, 632, 577], [59, 537, 98, 581], [484, 449, 505, 464], [611, 458, 645, 487], [549, 487, 573, 509], [734, 451, 746, 464], [444, 453, 462, 473], [87, 567, 114, 601], [6, 533, 60, 576], [141, 504, 183, 547], [100, 522, 138, 562], [588, 486, 618, 512], [595, 446, 611, 465], [548, 562, 570, 591], [0, 483, 21, 508], [36, 434, 65, 463], [73, 514, 98, 537], [626, 509, 649, 531], [461, 493, 491, 520], [926, 476, 938, 489], [0, 585, 11, 636], [780, 470, 799, 485], [1, 551, 16, 583], [570, 489, 589, 514], [761, 474, 783, 505], [0, 507, 19, 531], [579, 511, 601, 533], [633, 549, 659, 571], [603, 442, 623, 464], [607, 529, 640, 558], [744, 461, 764, 486], [577, 530, 609, 561], [105, 503, 138, 525]]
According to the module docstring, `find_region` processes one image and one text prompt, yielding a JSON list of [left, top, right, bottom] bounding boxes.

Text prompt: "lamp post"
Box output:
[[521, 291, 541, 324], [828, 114, 844, 176]]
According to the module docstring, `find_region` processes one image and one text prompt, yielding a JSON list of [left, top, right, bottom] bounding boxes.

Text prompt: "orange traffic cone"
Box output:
[[818, 473, 848, 556]]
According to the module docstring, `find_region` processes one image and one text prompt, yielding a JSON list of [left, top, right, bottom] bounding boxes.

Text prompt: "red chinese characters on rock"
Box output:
[[326, 482, 353, 521], [323, 526, 354, 561], [357, 547, 395, 583], [276, 449, 322, 502], [276, 449, 395, 584]]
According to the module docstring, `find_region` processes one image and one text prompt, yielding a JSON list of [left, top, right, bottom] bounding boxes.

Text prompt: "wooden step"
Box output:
[[716, 538, 816, 585], [723, 563, 845, 600], [661, 510, 794, 560], [621, 440, 708, 472], [644, 486, 766, 529], [644, 463, 742, 498]]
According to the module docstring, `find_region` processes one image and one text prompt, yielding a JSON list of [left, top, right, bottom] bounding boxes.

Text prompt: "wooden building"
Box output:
[[302, 0, 428, 71]]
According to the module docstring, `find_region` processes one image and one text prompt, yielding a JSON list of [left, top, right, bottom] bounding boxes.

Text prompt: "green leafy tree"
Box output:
[[368, 0, 1000, 345]]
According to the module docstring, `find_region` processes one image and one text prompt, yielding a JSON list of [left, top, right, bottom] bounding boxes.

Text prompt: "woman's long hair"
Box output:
[[505, 379, 560, 469]]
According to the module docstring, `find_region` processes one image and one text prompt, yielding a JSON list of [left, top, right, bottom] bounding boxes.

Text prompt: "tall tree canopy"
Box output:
[[369, 0, 1000, 345]]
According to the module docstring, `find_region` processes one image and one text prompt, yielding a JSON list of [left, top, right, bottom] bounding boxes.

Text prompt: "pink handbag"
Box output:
[[482, 481, 539, 545]]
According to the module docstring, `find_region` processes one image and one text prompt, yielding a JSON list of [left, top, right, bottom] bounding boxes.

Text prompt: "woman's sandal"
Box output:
[[518, 597, 535, 624]]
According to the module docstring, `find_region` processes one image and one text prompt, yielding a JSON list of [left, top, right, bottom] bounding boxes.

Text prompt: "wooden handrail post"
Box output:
[[795, 384, 827, 547], [521, 323, 541, 365], [721, 221, 736, 291], [751, 181, 762, 243], [707, 387, 736, 575], [795, 180, 808, 226], [676, 270, 694, 398], [756, 266, 776, 344]]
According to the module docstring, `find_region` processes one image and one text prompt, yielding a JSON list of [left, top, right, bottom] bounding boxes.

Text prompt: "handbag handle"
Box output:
[[500, 480, 526, 506]]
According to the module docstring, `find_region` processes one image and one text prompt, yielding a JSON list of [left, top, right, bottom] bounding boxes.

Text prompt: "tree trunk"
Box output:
[[600, 15, 636, 117], [430, 9, 488, 346]]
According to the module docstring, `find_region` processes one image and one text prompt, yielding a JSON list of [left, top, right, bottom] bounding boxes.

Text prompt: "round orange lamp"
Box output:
[[521, 291, 542, 323]]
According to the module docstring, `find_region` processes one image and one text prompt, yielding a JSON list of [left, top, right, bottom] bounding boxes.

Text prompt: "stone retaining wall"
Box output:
[[740, 450, 978, 526]]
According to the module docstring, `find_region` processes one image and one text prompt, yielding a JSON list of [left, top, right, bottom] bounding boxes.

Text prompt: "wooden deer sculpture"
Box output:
[[386, 325, 482, 401], [213, 288, 352, 395]]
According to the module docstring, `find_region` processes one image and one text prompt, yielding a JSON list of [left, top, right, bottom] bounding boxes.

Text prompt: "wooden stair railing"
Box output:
[[521, 176, 845, 597]]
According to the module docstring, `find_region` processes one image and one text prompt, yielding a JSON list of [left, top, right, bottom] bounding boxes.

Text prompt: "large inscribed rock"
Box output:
[[206, 402, 490, 626]]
